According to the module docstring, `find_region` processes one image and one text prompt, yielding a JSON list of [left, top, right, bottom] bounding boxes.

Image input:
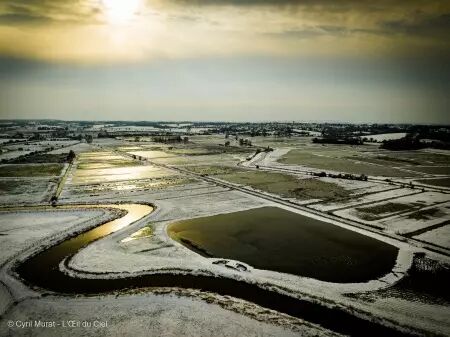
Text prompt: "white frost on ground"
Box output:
[[414, 224, 450, 249], [129, 150, 176, 159], [309, 187, 417, 212], [334, 191, 450, 231], [2, 144, 46, 152], [0, 283, 12, 317], [379, 202, 450, 235], [0, 292, 341, 337], [0, 209, 106, 265], [58, 189, 450, 335], [49, 143, 93, 154], [66, 195, 413, 295], [245, 148, 291, 168], [364, 133, 407, 141], [35, 175, 445, 336], [317, 177, 392, 195], [351, 295, 450, 335], [381, 191, 449, 208], [0, 150, 32, 160], [1, 138, 449, 337], [0, 178, 57, 205]]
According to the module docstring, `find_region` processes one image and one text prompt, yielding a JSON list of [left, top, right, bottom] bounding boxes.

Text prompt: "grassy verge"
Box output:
[[187, 165, 350, 200], [416, 178, 450, 188], [356, 202, 412, 221], [0, 163, 63, 177]]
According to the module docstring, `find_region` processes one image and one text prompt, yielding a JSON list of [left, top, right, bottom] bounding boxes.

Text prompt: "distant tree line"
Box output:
[[311, 171, 368, 181], [312, 137, 363, 145], [152, 135, 188, 143], [380, 134, 450, 151]]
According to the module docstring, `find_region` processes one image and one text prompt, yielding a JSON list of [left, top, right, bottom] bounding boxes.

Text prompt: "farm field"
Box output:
[[1, 0, 450, 333], [0, 130, 449, 337]]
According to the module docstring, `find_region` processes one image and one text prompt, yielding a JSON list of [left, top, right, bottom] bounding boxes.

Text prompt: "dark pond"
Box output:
[[168, 206, 398, 283]]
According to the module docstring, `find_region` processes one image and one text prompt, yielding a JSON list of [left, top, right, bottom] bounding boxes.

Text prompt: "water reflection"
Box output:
[[59, 204, 153, 251], [168, 206, 398, 283]]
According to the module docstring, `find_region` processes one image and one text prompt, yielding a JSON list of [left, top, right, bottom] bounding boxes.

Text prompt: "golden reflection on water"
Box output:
[[72, 166, 172, 184], [0, 204, 154, 247], [52, 204, 154, 252], [77, 204, 153, 238]]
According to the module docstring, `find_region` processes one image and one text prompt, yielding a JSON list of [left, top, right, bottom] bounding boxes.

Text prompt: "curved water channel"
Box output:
[[13, 203, 412, 337]]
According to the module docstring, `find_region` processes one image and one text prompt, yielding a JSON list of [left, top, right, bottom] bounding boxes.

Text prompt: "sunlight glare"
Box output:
[[102, 0, 141, 24]]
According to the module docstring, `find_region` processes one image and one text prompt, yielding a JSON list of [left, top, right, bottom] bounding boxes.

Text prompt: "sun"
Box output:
[[102, 0, 142, 24]]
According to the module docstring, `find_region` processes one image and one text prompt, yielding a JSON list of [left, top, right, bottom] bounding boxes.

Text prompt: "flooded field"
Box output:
[[168, 207, 398, 282], [72, 151, 179, 185]]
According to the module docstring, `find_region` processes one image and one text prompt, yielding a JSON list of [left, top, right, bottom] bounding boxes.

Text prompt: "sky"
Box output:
[[0, 0, 449, 123]]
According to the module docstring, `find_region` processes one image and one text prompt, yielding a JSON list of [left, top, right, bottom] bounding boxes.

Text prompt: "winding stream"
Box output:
[[13, 204, 413, 337]]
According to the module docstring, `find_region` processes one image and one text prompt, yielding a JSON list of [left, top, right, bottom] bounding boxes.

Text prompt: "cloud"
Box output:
[[382, 13, 450, 37], [0, 0, 100, 25], [0, 13, 50, 24], [0, 0, 449, 63]]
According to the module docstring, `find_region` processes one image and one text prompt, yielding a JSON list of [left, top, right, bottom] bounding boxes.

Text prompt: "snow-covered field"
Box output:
[[0, 178, 57, 205], [379, 203, 450, 236], [49, 142, 92, 154], [333, 191, 449, 230], [51, 191, 443, 336], [1, 292, 338, 337], [414, 224, 450, 249], [364, 133, 407, 141], [0, 150, 32, 160], [0, 139, 21, 144], [0, 209, 107, 265], [0, 135, 449, 337], [0, 200, 340, 337], [309, 187, 416, 212]]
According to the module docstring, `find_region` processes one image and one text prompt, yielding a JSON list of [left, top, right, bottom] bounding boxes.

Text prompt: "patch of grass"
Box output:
[[416, 178, 450, 188], [184, 165, 238, 176], [398, 153, 450, 165], [356, 202, 412, 221], [367, 255, 450, 305], [131, 226, 153, 238], [407, 208, 444, 220], [121, 225, 154, 243], [279, 150, 418, 177], [0, 179, 52, 195], [348, 156, 421, 167], [407, 166, 450, 175], [0, 164, 63, 177], [0, 180, 24, 193], [221, 168, 349, 200], [185, 165, 350, 200], [375, 156, 421, 165], [3, 153, 68, 164]]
